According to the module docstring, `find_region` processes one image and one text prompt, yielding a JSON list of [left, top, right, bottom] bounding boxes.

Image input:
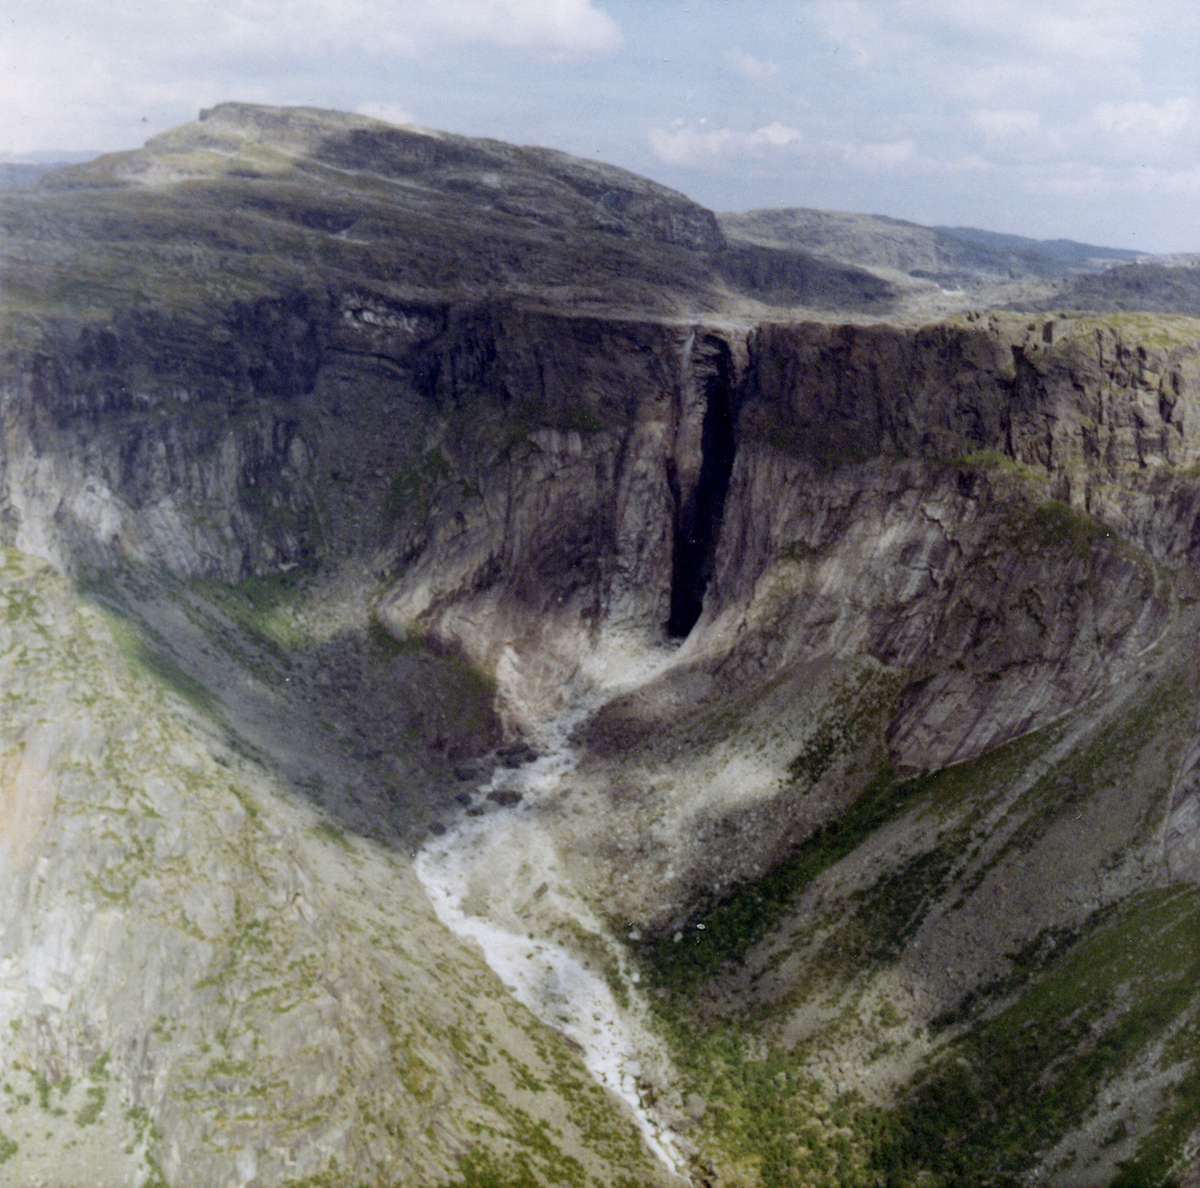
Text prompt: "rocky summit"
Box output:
[[1, 102, 1199, 1188]]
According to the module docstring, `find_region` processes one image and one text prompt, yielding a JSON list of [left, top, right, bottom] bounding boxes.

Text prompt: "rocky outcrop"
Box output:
[[192, 102, 726, 253], [1167, 713, 1200, 884], [377, 314, 753, 725], [375, 311, 1200, 759], [715, 242, 895, 309], [700, 314, 1200, 767]]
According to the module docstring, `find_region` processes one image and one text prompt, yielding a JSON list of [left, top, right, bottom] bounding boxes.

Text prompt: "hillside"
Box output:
[[1, 103, 1199, 1187], [718, 207, 1138, 282], [719, 206, 1200, 320]]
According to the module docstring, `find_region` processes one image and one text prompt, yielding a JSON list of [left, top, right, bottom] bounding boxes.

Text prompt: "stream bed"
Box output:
[[413, 637, 690, 1180]]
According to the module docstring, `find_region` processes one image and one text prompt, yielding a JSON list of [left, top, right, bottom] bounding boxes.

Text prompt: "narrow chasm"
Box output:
[[668, 337, 739, 638]]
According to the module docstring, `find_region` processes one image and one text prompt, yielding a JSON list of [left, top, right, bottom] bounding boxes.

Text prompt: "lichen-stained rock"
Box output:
[[738, 313, 1200, 485], [1167, 711, 1200, 884], [0, 548, 675, 1188], [706, 452, 1173, 771]]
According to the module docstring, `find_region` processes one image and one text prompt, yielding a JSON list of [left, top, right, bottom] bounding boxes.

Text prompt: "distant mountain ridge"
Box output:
[[719, 205, 1200, 317], [719, 206, 1142, 284], [933, 224, 1143, 265], [6, 130, 1187, 318], [0, 162, 65, 190], [0, 150, 101, 191]]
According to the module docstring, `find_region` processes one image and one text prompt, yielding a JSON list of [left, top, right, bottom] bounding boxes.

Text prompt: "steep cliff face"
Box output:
[[705, 314, 1200, 769], [2, 105, 1200, 1187], [378, 310, 1200, 780], [5, 272, 1200, 930]]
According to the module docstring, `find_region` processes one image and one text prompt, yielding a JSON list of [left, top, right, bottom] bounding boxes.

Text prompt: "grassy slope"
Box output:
[[631, 649, 1200, 1187], [0, 548, 673, 1188]]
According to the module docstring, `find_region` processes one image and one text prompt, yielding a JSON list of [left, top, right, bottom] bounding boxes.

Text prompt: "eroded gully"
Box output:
[[413, 632, 692, 1181]]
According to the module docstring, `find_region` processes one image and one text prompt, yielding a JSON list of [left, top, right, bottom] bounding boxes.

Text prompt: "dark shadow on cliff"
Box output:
[[76, 560, 500, 853], [715, 242, 898, 312], [668, 336, 740, 637]]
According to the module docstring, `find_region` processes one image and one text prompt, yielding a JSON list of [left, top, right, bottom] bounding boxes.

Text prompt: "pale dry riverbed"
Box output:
[[414, 634, 693, 1180]]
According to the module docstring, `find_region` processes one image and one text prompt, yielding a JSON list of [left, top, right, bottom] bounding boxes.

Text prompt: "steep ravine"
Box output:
[[4, 236, 1200, 1179], [384, 310, 1200, 1186], [5, 102, 1200, 1186], [414, 631, 694, 1180]]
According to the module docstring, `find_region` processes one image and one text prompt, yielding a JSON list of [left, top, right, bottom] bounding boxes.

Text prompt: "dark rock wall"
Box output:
[[5, 303, 1200, 772]]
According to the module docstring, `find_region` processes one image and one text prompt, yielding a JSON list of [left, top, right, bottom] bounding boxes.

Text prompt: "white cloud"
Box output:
[[920, 0, 1141, 61], [972, 109, 1041, 139], [1094, 97, 1194, 142], [753, 122, 803, 148], [648, 125, 729, 167], [397, 0, 621, 55], [808, 0, 1167, 107], [0, 0, 621, 152], [203, 0, 622, 58], [807, 0, 899, 67], [837, 138, 917, 170], [725, 49, 779, 86], [648, 121, 801, 167], [356, 102, 420, 127]]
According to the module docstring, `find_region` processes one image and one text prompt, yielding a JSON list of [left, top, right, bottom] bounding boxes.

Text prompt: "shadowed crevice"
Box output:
[[668, 337, 738, 638]]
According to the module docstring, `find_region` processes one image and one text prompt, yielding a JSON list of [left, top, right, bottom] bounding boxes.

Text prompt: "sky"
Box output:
[[3, 0, 1200, 253]]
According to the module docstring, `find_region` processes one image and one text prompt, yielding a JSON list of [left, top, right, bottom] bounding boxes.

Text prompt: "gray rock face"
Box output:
[[1167, 718, 1200, 884], [6, 290, 1200, 871]]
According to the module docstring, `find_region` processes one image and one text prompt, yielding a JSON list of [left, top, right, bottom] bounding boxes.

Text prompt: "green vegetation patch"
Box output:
[[74, 1085, 106, 1127], [638, 765, 924, 992], [191, 562, 316, 660], [945, 448, 1043, 486], [112, 621, 218, 715], [648, 1006, 881, 1188], [449, 1146, 554, 1188], [1052, 312, 1200, 355], [80, 566, 221, 713], [815, 842, 957, 977], [1011, 498, 1109, 559], [387, 448, 451, 521], [869, 885, 1200, 1186]]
